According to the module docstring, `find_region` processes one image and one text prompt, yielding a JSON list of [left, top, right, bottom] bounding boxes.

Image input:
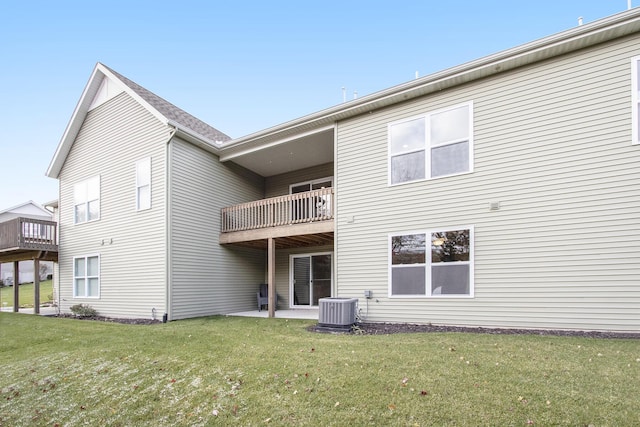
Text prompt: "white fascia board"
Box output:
[[46, 64, 105, 178], [45, 63, 220, 177]]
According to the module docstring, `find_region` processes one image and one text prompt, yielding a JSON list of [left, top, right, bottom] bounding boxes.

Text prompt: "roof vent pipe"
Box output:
[[629, 0, 632, 10], [342, 87, 346, 103], [578, 16, 583, 26], [353, 90, 358, 99]]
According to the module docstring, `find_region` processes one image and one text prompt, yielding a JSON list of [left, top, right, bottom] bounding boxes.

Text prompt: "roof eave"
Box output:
[[46, 65, 104, 179], [46, 63, 223, 178], [220, 8, 640, 158], [169, 120, 223, 154]]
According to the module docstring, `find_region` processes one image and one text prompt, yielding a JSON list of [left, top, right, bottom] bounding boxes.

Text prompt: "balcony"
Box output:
[[220, 188, 334, 248], [0, 217, 58, 263]]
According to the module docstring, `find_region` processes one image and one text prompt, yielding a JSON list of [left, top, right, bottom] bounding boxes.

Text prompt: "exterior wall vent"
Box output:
[[318, 297, 358, 331]]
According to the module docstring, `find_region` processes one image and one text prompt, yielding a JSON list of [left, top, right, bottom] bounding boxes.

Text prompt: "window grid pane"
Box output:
[[87, 177, 100, 200], [431, 230, 470, 262], [390, 118, 425, 154], [391, 151, 425, 184], [87, 256, 99, 276], [431, 141, 469, 178], [88, 200, 100, 221], [87, 278, 99, 297], [431, 264, 470, 295], [430, 105, 469, 145], [136, 158, 151, 186], [392, 234, 426, 264], [392, 266, 426, 295], [74, 258, 85, 276], [75, 279, 86, 297], [138, 185, 151, 210]]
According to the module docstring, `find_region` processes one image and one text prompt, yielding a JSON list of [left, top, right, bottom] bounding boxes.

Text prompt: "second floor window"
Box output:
[[74, 176, 100, 224], [389, 102, 473, 185], [136, 157, 151, 211]]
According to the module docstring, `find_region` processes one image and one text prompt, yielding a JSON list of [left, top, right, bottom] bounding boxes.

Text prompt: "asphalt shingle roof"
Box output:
[[102, 64, 231, 144]]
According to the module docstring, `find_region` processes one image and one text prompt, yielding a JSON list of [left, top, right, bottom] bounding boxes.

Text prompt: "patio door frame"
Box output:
[[289, 251, 333, 309]]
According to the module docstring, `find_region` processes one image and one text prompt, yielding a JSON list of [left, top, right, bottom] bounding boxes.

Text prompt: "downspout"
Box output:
[[333, 121, 338, 300], [164, 126, 176, 322]]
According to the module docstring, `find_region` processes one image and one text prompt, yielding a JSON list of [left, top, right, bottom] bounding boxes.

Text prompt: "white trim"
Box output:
[[388, 102, 474, 186], [72, 254, 101, 299], [632, 56, 640, 145], [135, 157, 152, 211], [388, 226, 474, 298], [289, 251, 334, 308]]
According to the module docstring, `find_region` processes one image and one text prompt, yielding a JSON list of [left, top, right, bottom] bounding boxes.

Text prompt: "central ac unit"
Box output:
[[318, 298, 357, 331]]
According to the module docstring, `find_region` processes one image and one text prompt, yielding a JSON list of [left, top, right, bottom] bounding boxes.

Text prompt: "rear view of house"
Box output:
[[47, 9, 640, 331]]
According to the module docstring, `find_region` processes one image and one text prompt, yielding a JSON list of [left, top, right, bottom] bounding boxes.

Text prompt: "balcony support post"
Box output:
[[13, 261, 19, 312], [268, 237, 276, 318], [34, 258, 40, 314]]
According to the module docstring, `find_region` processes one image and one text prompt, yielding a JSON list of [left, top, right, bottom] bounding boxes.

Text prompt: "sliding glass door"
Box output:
[[290, 253, 332, 307]]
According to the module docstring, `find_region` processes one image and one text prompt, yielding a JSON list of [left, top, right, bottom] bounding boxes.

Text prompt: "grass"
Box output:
[[1, 314, 639, 426], [0, 280, 53, 308]]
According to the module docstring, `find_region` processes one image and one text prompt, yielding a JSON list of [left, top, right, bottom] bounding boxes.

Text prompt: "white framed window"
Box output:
[[136, 157, 151, 211], [73, 254, 100, 298], [389, 227, 473, 297], [632, 57, 640, 145], [74, 176, 100, 224], [389, 102, 473, 185]]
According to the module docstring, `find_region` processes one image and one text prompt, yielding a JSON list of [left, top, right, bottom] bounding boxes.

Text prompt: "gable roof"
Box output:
[[219, 8, 640, 161], [0, 200, 52, 218], [46, 63, 230, 178]]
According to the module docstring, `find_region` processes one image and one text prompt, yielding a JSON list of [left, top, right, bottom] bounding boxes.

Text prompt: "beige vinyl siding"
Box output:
[[265, 162, 334, 198], [169, 137, 265, 320], [335, 35, 640, 331], [58, 92, 167, 319]]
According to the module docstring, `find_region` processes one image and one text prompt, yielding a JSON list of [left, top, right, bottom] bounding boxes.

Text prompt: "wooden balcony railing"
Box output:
[[0, 217, 58, 252], [221, 188, 334, 233]]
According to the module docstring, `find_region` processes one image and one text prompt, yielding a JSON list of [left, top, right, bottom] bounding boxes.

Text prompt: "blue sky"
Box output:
[[0, 0, 632, 209]]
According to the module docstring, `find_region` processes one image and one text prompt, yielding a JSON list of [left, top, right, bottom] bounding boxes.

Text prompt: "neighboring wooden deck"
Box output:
[[220, 188, 334, 248], [0, 217, 58, 263]]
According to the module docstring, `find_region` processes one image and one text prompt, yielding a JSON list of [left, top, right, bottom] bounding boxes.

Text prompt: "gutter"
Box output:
[[167, 120, 225, 154]]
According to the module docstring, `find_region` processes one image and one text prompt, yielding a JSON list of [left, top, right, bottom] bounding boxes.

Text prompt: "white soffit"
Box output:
[[228, 127, 334, 177]]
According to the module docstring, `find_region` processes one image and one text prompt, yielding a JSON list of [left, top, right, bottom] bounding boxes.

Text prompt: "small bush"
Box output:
[[70, 304, 97, 318]]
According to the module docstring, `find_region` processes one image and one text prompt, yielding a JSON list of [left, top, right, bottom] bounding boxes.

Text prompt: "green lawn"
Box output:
[[1, 314, 639, 426], [0, 280, 53, 308]]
